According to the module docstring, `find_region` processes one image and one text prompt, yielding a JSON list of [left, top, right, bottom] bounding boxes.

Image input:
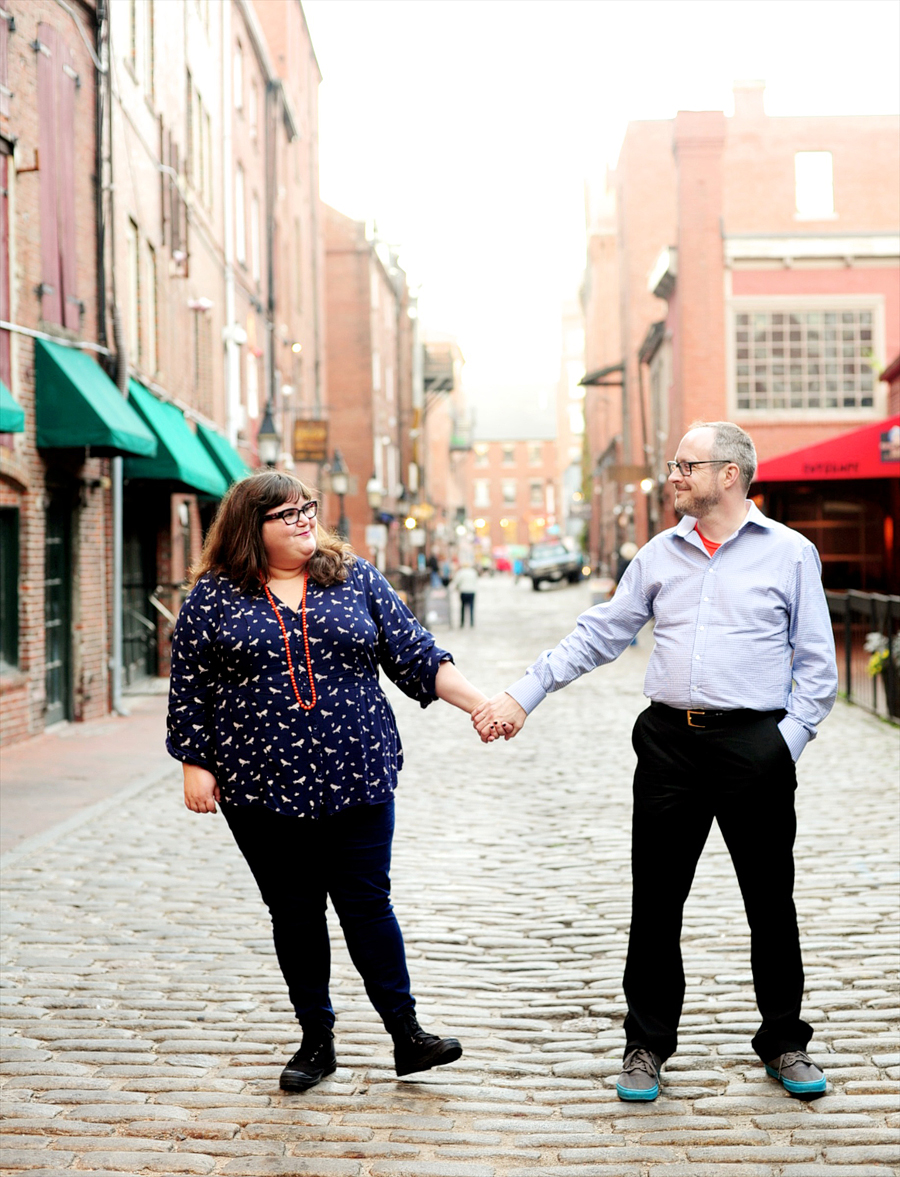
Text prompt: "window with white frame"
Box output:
[[126, 218, 140, 364], [249, 80, 258, 142], [233, 40, 243, 111], [734, 307, 877, 411], [502, 479, 517, 505], [246, 352, 259, 419], [502, 444, 515, 466], [529, 479, 543, 506], [474, 444, 489, 467], [250, 193, 261, 284], [528, 442, 542, 466], [473, 479, 490, 508], [234, 163, 246, 264], [146, 242, 157, 375], [795, 152, 834, 218]]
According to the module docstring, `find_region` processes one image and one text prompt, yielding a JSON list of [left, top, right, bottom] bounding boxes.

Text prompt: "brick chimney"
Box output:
[[733, 80, 766, 120], [671, 111, 727, 439]]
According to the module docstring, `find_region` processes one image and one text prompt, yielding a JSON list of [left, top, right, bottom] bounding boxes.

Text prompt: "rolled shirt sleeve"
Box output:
[[363, 562, 452, 708], [166, 575, 220, 772]]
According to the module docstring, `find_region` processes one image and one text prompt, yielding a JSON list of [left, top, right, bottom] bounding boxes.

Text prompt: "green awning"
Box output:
[[123, 380, 229, 497], [196, 421, 251, 485], [0, 381, 24, 433], [35, 338, 157, 456]]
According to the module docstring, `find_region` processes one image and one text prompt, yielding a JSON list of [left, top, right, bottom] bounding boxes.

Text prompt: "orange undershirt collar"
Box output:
[[695, 525, 721, 557]]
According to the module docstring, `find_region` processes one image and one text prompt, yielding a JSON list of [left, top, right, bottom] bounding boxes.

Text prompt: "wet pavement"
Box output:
[[1, 574, 898, 1176]]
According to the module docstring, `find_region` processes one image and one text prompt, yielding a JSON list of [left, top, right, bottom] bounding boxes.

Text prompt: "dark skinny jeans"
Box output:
[[221, 798, 414, 1031]]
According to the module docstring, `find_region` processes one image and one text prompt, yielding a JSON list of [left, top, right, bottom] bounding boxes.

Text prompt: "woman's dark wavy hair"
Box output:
[[191, 470, 355, 592]]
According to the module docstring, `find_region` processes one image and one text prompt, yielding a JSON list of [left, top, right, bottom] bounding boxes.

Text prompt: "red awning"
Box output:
[[754, 416, 900, 483]]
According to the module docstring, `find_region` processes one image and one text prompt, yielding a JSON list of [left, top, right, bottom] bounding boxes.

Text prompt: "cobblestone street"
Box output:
[[2, 575, 899, 1177]]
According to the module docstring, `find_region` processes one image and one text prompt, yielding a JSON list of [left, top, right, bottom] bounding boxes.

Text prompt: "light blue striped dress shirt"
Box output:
[[507, 503, 838, 761]]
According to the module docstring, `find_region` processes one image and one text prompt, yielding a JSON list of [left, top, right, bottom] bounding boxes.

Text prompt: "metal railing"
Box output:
[[825, 590, 900, 723]]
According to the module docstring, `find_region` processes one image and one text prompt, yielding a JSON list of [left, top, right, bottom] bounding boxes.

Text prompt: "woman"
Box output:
[[167, 470, 488, 1092]]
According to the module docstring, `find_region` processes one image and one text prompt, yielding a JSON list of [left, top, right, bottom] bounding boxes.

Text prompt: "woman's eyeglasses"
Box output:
[[262, 501, 318, 526]]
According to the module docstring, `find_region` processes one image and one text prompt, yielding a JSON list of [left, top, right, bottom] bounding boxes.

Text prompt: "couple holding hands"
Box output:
[[167, 421, 837, 1103]]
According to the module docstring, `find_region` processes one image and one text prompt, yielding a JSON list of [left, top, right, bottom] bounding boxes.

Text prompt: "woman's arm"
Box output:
[[435, 660, 487, 714]]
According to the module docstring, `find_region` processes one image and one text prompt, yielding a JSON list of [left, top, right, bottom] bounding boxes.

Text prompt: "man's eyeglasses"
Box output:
[[263, 501, 318, 526], [666, 460, 729, 477]]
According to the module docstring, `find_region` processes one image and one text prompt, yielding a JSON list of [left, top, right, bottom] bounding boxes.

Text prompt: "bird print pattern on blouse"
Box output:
[[166, 558, 452, 818]]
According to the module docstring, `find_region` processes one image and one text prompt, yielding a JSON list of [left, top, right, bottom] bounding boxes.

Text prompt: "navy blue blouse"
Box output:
[[166, 559, 452, 818]]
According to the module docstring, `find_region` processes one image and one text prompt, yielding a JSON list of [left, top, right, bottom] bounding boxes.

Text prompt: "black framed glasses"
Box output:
[[666, 460, 729, 477], [263, 500, 318, 525]]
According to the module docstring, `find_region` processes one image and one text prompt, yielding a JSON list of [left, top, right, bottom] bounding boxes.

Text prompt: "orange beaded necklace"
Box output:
[[263, 575, 317, 711]]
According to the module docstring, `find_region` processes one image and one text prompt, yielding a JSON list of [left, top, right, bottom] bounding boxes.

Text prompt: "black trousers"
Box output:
[[221, 799, 414, 1032], [623, 704, 811, 1065], [459, 592, 475, 627]]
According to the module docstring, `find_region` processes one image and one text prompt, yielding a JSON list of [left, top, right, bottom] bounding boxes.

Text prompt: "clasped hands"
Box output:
[[471, 693, 527, 744]]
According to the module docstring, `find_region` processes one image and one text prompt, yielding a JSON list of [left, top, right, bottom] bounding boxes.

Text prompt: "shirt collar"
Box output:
[[673, 500, 773, 541]]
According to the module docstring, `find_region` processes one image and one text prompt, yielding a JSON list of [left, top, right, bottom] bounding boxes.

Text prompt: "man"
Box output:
[[450, 562, 479, 628], [473, 421, 837, 1102]]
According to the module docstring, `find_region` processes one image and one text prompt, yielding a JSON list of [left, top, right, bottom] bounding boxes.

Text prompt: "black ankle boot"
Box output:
[[388, 1011, 462, 1077], [279, 1025, 336, 1092]]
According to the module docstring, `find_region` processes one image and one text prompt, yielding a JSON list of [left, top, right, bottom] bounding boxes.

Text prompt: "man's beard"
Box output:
[[674, 488, 722, 519]]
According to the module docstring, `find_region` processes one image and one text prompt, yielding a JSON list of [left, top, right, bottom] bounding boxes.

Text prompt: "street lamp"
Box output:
[[257, 404, 280, 468], [366, 474, 384, 514], [330, 450, 350, 541]]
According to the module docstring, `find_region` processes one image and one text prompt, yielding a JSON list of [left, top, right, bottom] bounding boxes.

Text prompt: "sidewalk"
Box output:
[[1, 692, 173, 857], [1, 575, 898, 1176]]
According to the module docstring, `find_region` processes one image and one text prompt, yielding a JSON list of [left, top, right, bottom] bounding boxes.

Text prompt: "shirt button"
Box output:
[[699, 626, 705, 630], [695, 655, 701, 660], [704, 596, 710, 601]]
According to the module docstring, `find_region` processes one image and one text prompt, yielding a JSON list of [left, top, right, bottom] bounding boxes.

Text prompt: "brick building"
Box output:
[[419, 335, 469, 564], [0, 0, 327, 748], [465, 388, 559, 555], [323, 205, 416, 571], [582, 83, 900, 588], [0, 0, 126, 745]]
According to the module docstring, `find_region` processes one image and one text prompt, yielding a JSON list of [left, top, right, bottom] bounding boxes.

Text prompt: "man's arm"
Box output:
[[778, 543, 838, 760], [472, 557, 654, 741]]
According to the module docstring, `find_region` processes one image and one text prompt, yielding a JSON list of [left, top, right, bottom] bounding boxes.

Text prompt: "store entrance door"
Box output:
[[44, 494, 72, 726]]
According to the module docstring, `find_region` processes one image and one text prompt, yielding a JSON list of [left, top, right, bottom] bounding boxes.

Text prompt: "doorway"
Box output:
[[44, 493, 72, 726]]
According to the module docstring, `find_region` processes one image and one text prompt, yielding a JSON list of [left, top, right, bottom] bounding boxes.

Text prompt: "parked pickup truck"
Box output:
[[525, 542, 584, 591]]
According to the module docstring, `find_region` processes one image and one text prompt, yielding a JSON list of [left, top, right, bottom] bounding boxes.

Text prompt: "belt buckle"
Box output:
[[687, 709, 706, 728]]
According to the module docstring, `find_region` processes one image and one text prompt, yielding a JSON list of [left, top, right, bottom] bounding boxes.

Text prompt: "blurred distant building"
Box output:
[[419, 335, 469, 563], [322, 206, 416, 572], [465, 388, 558, 553], [555, 300, 587, 542], [583, 82, 900, 589]]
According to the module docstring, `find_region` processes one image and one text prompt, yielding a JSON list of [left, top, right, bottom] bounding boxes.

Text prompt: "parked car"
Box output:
[[525, 542, 584, 591]]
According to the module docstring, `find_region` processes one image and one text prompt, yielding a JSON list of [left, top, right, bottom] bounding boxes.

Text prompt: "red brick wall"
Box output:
[[1, 0, 111, 747], [468, 438, 558, 549]]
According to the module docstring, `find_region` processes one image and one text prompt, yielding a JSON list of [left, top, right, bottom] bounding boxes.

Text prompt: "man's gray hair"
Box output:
[[689, 420, 757, 492]]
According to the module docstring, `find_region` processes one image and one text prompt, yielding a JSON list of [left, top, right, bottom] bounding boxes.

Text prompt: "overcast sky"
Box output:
[[303, 0, 900, 392]]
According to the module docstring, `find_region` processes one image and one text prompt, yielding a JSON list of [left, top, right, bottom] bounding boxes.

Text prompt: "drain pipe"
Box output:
[[111, 308, 128, 716], [103, 4, 128, 716]]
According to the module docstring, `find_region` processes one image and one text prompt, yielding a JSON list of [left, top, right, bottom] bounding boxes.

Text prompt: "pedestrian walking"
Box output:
[[450, 562, 478, 627], [472, 421, 838, 1104], [167, 470, 488, 1091]]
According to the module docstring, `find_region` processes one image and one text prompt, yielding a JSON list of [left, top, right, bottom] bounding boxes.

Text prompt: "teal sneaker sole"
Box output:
[[616, 1080, 659, 1101], [765, 1062, 826, 1095]]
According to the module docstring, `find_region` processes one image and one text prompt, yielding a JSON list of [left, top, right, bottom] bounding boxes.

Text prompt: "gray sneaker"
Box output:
[[765, 1050, 826, 1098], [616, 1047, 662, 1101]]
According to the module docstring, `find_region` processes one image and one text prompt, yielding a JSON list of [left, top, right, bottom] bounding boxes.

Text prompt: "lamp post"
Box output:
[[257, 403, 280, 468], [366, 474, 384, 516], [330, 449, 350, 540]]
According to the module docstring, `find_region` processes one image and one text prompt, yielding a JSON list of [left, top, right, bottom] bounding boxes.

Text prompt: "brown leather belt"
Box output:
[[650, 701, 785, 729]]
